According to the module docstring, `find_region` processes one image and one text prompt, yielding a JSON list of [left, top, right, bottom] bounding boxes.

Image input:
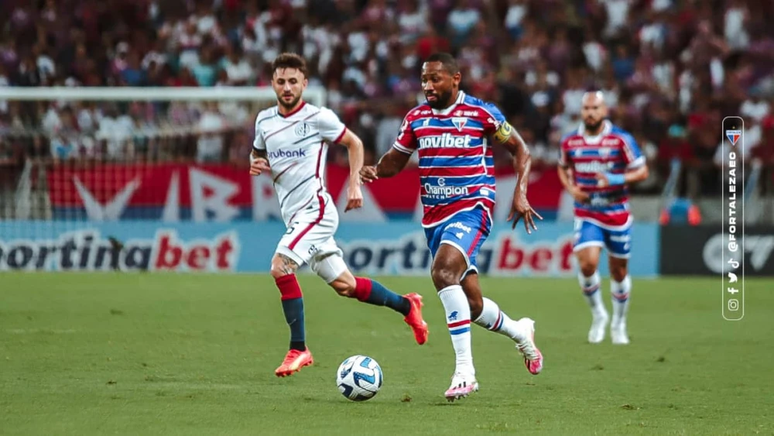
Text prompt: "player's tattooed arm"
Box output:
[[360, 148, 411, 182], [495, 122, 543, 233]]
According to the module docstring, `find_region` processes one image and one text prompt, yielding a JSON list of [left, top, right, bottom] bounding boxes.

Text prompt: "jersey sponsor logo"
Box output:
[[446, 221, 472, 233], [589, 195, 613, 207], [574, 160, 614, 173], [602, 138, 619, 146], [268, 148, 308, 160], [568, 139, 584, 146], [418, 133, 473, 149], [424, 183, 469, 197], [453, 110, 479, 117], [294, 122, 311, 137]]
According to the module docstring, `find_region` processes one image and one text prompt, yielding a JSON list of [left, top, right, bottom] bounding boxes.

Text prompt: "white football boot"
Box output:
[[444, 372, 479, 402]]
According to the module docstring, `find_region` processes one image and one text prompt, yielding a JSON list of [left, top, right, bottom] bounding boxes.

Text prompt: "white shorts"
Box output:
[[276, 194, 348, 283]]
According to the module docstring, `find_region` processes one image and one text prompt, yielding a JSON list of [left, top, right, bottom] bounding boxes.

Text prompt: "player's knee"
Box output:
[[270, 264, 288, 279], [270, 256, 296, 279], [579, 261, 598, 278], [430, 264, 459, 290], [610, 265, 628, 282]]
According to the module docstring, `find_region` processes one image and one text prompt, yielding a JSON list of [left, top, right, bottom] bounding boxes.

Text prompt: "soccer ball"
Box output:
[[335, 355, 383, 401]]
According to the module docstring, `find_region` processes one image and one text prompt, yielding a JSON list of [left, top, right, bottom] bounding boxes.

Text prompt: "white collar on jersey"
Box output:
[[430, 91, 466, 116], [577, 119, 612, 145]]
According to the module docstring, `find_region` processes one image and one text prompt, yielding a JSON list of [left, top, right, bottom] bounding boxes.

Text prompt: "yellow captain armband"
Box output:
[[493, 121, 513, 143]]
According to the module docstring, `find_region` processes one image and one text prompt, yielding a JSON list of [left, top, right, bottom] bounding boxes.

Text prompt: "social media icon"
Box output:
[[728, 287, 739, 294], [727, 299, 739, 311], [728, 259, 740, 269], [728, 272, 738, 283]]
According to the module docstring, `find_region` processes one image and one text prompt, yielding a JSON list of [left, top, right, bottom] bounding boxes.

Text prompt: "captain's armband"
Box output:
[[493, 121, 513, 144]]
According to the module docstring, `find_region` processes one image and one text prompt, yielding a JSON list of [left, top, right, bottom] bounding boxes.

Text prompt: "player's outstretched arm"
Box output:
[[496, 123, 543, 233], [360, 148, 411, 183], [249, 149, 270, 176], [337, 129, 367, 212]]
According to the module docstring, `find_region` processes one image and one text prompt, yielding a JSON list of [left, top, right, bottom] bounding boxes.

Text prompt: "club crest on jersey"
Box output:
[[598, 147, 611, 158], [451, 117, 467, 132], [294, 122, 311, 137], [726, 129, 741, 146]]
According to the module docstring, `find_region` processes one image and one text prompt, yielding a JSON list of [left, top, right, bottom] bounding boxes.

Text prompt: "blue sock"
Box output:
[[276, 274, 306, 351], [281, 298, 306, 351], [354, 277, 411, 316]]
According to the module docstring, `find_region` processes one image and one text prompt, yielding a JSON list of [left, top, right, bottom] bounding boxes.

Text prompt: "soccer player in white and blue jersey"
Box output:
[[361, 53, 543, 401], [558, 91, 649, 345], [250, 53, 428, 378]]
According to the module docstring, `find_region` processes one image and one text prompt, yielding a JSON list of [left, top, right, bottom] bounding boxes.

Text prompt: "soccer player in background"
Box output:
[[360, 53, 543, 401], [557, 91, 649, 345], [250, 53, 428, 377]]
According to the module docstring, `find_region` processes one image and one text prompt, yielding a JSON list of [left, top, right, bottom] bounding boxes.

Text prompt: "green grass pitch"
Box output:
[[1, 273, 773, 435]]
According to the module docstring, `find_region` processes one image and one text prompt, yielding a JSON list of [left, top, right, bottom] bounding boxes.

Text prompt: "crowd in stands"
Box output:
[[1, 0, 774, 198]]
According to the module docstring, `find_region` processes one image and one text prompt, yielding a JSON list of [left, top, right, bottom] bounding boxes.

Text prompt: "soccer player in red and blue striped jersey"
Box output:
[[558, 91, 649, 346], [361, 53, 543, 401]]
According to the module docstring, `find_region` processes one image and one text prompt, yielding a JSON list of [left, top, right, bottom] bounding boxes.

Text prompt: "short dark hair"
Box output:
[[425, 52, 459, 75], [272, 53, 307, 77]]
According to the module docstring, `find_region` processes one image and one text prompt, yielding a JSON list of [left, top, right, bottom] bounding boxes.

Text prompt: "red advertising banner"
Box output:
[[47, 163, 562, 221]]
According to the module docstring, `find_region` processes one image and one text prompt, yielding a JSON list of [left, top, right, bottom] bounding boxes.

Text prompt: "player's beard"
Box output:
[[278, 93, 301, 110], [583, 118, 603, 134], [426, 90, 453, 109]]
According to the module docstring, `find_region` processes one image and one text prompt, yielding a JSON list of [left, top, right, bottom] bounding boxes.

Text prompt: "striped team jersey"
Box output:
[[559, 120, 645, 227], [393, 91, 511, 228], [253, 102, 347, 225]]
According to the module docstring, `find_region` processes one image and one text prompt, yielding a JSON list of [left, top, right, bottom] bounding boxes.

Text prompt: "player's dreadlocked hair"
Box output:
[[425, 52, 460, 75], [272, 53, 308, 77]]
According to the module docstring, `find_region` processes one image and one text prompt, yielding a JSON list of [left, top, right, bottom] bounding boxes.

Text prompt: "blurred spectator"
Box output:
[[0, 0, 769, 200], [196, 102, 225, 163]]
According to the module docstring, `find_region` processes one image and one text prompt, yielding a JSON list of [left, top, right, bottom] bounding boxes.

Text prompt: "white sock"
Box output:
[[578, 271, 605, 316], [611, 275, 632, 326], [473, 297, 525, 342], [438, 285, 474, 376]]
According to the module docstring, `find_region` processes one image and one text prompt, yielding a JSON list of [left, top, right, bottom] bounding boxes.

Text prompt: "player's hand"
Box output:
[[359, 165, 378, 184], [569, 186, 590, 203], [508, 191, 543, 234], [249, 157, 270, 176], [345, 183, 363, 212], [594, 173, 609, 188]]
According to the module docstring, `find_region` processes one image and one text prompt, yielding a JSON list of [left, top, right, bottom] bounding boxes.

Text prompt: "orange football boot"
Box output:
[[274, 348, 314, 377], [403, 293, 429, 345]]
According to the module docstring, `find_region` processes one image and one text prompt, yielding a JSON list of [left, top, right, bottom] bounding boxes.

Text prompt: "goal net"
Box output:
[[0, 86, 325, 272]]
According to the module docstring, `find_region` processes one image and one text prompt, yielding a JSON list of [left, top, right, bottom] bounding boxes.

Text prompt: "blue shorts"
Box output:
[[424, 208, 491, 275], [573, 219, 631, 258]]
